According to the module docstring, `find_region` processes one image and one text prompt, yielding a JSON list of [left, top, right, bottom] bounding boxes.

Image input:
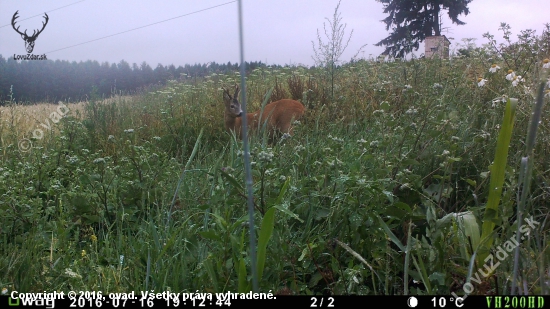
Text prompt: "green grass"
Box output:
[[1, 37, 549, 295]]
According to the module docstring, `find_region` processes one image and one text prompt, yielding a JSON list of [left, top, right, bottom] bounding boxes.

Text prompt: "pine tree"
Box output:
[[375, 0, 472, 58]]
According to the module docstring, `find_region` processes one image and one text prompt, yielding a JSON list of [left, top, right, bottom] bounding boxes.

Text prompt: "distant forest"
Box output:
[[0, 55, 272, 104]]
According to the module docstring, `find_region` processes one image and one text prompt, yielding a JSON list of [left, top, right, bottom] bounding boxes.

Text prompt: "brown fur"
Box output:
[[222, 85, 305, 139]]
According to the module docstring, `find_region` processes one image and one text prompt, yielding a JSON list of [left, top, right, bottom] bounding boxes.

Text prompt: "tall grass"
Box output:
[[0, 27, 549, 295]]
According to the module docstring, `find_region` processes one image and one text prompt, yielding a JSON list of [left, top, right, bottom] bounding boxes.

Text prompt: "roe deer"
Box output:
[[222, 84, 305, 140]]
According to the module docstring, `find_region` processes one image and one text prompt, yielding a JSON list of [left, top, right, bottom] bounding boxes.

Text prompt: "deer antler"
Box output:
[[233, 84, 240, 98], [11, 11, 25, 36], [11, 11, 49, 39], [34, 13, 49, 38], [222, 87, 230, 97], [11, 11, 49, 53]]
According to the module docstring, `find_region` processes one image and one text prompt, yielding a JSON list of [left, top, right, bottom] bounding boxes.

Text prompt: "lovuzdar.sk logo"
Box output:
[[11, 10, 49, 60]]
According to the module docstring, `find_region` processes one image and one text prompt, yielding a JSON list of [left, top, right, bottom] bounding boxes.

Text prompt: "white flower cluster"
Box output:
[[258, 149, 274, 163]]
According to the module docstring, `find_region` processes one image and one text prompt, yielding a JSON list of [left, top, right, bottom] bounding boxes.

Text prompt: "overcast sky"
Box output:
[[0, 0, 547, 68]]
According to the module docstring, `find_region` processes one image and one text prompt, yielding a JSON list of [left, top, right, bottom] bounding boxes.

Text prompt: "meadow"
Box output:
[[1, 28, 549, 295]]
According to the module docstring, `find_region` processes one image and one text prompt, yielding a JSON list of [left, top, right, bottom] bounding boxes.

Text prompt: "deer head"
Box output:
[[12, 10, 49, 54], [221, 84, 306, 141], [222, 85, 243, 118]]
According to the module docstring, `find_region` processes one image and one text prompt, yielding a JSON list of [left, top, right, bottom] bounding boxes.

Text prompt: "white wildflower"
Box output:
[[64, 268, 82, 279], [258, 149, 274, 163], [511, 76, 524, 87], [93, 158, 105, 164], [505, 70, 515, 81], [400, 183, 411, 190], [477, 78, 488, 87], [488, 64, 501, 73], [405, 108, 418, 115], [294, 145, 306, 152], [491, 95, 508, 107], [67, 155, 79, 164]]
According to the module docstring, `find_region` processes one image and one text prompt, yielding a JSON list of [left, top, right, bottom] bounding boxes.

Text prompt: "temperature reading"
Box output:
[[431, 297, 447, 307]]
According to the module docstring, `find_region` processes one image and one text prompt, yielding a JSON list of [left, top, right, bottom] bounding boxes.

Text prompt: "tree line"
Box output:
[[0, 55, 268, 104]]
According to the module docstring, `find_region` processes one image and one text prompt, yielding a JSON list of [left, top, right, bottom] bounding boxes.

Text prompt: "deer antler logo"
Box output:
[[11, 10, 49, 54]]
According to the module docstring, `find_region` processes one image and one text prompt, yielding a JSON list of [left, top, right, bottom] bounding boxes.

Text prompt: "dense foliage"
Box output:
[[0, 24, 549, 296]]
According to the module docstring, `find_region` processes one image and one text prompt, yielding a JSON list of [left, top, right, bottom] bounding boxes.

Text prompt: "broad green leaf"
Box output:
[[237, 257, 248, 293], [274, 203, 303, 223], [477, 98, 516, 266], [377, 216, 405, 252], [219, 169, 243, 191], [199, 230, 222, 242]]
